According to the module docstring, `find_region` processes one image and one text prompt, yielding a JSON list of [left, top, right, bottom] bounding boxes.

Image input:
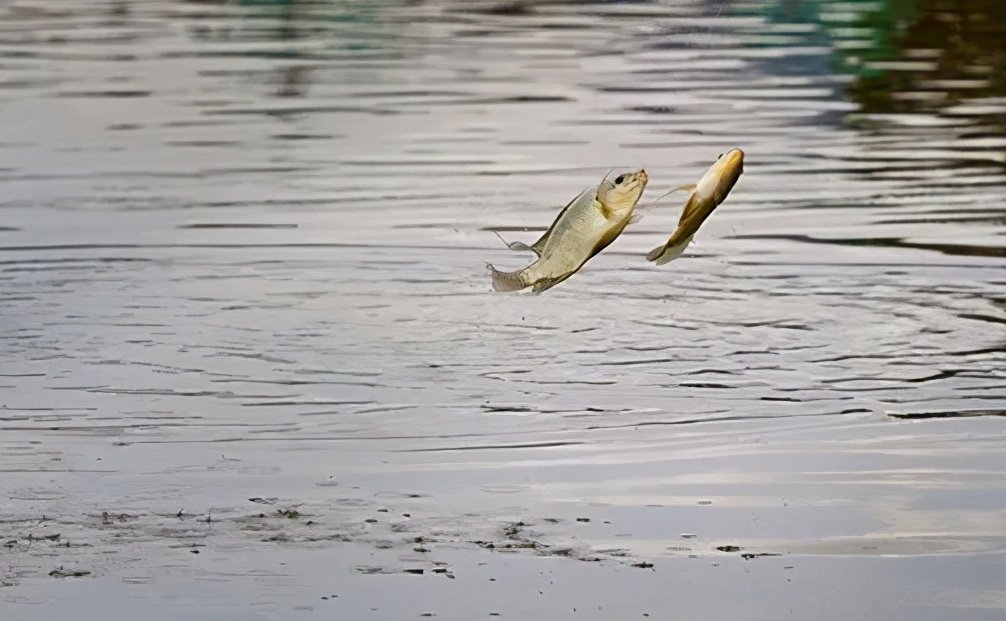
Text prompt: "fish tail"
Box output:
[[646, 244, 668, 262], [487, 263, 526, 292], [647, 233, 694, 265]]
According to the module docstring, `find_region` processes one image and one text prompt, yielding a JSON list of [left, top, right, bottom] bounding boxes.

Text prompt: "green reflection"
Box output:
[[760, 0, 1006, 116]]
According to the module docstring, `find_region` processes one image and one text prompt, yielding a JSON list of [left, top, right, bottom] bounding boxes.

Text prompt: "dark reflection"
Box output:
[[761, 0, 1006, 135], [839, 0, 1006, 116], [734, 234, 1006, 259]]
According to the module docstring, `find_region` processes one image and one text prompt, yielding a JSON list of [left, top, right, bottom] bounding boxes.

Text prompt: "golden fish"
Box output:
[[647, 149, 744, 265]]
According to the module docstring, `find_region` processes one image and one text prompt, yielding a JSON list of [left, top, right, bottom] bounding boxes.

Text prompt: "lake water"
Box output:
[[1, 1, 1004, 619]]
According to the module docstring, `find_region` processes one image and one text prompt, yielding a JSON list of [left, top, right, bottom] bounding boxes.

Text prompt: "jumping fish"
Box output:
[[489, 169, 649, 292], [647, 149, 744, 265]]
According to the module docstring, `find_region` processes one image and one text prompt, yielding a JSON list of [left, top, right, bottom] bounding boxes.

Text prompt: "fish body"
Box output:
[[647, 149, 744, 265], [490, 169, 648, 292]]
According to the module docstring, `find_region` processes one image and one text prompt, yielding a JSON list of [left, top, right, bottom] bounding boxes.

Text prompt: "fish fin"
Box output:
[[677, 194, 707, 225], [528, 236, 546, 257], [647, 234, 694, 265], [492, 231, 539, 255], [641, 184, 696, 210], [531, 272, 573, 293], [487, 263, 526, 292]]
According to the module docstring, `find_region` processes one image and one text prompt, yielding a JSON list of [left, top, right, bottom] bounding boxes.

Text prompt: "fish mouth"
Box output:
[[722, 149, 744, 173], [627, 169, 648, 190]]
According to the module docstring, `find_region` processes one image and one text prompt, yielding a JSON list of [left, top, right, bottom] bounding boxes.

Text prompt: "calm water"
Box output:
[[2, 1, 1004, 619]]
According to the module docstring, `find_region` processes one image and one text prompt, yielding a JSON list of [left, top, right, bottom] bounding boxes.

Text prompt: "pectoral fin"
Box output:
[[635, 184, 696, 215], [677, 194, 707, 225]]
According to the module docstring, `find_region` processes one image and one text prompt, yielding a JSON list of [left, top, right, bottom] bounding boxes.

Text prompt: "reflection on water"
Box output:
[[1, 1, 1004, 619], [839, 1, 1002, 117], [757, 0, 1006, 165]]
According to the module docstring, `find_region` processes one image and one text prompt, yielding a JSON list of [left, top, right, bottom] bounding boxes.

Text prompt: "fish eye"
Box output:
[[614, 174, 625, 184]]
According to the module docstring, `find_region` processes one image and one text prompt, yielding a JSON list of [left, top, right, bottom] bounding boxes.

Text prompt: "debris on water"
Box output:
[[100, 511, 137, 524], [49, 567, 91, 578], [741, 553, 782, 560], [276, 508, 301, 519], [356, 566, 395, 575], [576, 517, 590, 523], [631, 562, 654, 569], [502, 521, 526, 538], [888, 409, 1005, 420], [403, 568, 424, 575], [715, 545, 742, 552], [248, 497, 278, 505], [681, 533, 697, 539]]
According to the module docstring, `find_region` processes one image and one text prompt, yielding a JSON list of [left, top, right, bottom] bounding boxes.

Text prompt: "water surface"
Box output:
[[1, 1, 1004, 619]]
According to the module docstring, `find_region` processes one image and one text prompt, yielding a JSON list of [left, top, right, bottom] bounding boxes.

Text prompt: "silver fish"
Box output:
[[489, 169, 649, 292]]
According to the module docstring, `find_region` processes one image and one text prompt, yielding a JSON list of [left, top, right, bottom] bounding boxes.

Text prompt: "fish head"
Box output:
[[696, 148, 744, 205], [597, 168, 649, 214]]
